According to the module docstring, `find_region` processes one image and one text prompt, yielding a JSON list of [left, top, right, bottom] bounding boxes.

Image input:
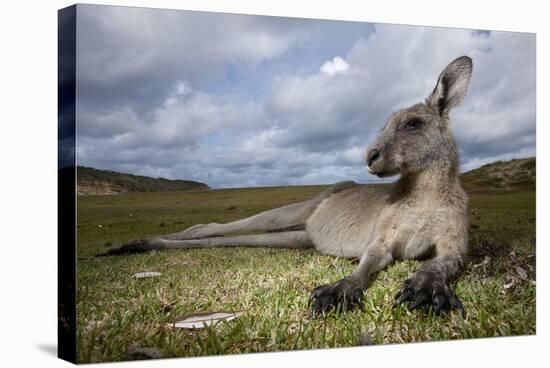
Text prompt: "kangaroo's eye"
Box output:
[[404, 119, 423, 130]]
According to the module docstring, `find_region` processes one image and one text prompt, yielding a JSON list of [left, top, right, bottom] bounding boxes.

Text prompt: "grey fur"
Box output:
[[108, 56, 473, 316]]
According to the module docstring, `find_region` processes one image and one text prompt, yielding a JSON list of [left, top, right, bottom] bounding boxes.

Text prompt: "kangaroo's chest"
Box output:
[[306, 186, 454, 260], [374, 200, 442, 260]]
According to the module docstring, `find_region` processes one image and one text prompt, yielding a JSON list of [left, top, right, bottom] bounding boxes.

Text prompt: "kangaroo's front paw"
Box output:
[[393, 272, 465, 317], [99, 238, 165, 256], [310, 277, 364, 318]]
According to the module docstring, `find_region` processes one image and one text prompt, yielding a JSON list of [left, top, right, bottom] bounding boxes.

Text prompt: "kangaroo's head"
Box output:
[[366, 56, 473, 178]]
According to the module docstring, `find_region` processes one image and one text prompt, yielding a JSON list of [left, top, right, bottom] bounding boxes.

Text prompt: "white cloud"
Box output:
[[175, 81, 192, 96], [77, 6, 299, 84], [76, 4, 306, 117], [320, 56, 349, 76]]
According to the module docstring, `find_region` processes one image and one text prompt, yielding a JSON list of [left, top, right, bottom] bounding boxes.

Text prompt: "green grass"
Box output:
[[76, 185, 535, 363]]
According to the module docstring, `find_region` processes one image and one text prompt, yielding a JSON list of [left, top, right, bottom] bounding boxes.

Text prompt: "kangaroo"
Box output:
[[105, 56, 473, 318]]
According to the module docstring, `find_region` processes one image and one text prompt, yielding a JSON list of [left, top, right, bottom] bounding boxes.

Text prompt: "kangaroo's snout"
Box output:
[[366, 148, 380, 167], [366, 147, 382, 175]]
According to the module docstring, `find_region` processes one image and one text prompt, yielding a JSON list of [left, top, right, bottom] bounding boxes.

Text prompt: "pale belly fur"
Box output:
[[306, 185, 387, 258], [306, 184, 438, 260]]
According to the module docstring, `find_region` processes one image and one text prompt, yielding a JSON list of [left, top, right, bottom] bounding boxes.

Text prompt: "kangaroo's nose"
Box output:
[[366, 148, 380, 166]]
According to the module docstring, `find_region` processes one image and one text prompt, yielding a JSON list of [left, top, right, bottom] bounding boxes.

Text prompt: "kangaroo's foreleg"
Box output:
[[102, 231, 313, 256], [310, 240, 394, 318], [393, 249, 466, 316]]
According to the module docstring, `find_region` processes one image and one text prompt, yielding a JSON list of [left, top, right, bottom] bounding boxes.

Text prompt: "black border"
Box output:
[[58, 4, 77, 364]]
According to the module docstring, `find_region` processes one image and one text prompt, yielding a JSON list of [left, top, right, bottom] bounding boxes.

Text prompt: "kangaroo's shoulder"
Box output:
[[315, 181, 394, 203]]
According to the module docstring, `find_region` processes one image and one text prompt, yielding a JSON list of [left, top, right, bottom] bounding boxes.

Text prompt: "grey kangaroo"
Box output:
[[106, 56, 473, 318]]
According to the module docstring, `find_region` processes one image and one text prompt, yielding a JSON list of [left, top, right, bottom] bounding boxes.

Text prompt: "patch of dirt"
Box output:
[[78, 180, 128, 195], [468, 238, 512, 263], [468, 231, 535, 279]]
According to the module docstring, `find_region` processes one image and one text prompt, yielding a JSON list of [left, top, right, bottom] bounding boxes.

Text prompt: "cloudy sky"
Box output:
[[75, 4, 536, 188]]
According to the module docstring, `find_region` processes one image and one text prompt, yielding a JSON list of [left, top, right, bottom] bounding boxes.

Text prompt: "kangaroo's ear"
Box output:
[[426, 56, 473, 115]]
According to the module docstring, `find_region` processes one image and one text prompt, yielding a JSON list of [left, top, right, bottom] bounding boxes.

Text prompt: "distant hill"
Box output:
[[65, 158, 534, 195], [75, 166, 209, 195], [461, 157, 535, 191]]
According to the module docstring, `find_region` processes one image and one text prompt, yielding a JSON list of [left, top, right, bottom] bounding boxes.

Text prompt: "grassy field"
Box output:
[[76, 184, 536, 363]]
